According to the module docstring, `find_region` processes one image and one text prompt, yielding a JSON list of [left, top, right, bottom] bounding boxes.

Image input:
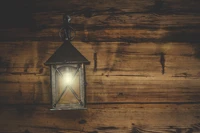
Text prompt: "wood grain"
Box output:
[[0, 104, 200, 133], [0, 0, 200, 132], [0, 41, 200, 104], [0, 74, 200, 104], [1, 13, 200, 42]]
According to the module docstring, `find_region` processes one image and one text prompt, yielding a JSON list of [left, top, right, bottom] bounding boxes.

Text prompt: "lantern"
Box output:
[[45, 15, 90, 110]]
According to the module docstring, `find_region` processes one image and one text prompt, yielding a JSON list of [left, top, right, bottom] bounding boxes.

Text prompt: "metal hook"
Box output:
[[63, 14, 71, 23], [59, 15, 76, 41]]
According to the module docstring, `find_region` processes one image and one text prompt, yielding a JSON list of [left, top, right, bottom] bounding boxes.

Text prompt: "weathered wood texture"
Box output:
[[1, 42, 200, 104], [0, 0, 200, 132], [0, 104, 200, 133]]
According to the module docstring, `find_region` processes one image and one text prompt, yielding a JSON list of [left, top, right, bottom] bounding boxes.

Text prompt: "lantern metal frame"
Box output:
[[45, 15, 90, 110]]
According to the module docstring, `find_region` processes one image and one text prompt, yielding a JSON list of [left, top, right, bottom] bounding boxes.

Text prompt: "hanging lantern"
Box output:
[[45, 15, 90, 110]]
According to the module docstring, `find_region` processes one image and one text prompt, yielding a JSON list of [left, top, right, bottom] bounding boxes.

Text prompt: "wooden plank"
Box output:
[[86, 75, 200, 103], [0, 41, 199, 65], [34, 0, 200, 13], [0, 82, 50, 104], [0, 73, 200, 104], [1, 41, 200, 77], [0, 0, 200, 132], [1, 13, 200, 42], [0, 41, 200, 103], [33, 12, 200, 26], [1, 0, 199, 31], [0, 104, 200, 133]]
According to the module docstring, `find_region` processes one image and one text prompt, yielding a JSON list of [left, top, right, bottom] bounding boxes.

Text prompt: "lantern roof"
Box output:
[[45, 40, 90, 65]]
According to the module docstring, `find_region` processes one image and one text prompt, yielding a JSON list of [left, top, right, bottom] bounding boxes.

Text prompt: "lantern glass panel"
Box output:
[[51, 64, 86, 110]]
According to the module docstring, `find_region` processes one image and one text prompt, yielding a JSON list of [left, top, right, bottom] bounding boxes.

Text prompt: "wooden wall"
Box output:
[[0, 0, 200, 132]]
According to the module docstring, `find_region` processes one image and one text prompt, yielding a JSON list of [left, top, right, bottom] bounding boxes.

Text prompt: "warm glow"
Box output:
[[62, 72, 73, 86]]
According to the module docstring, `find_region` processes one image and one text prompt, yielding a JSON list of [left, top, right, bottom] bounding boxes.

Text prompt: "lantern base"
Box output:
[[50, 108, 87, 110], [50, 104, 87, 110]]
